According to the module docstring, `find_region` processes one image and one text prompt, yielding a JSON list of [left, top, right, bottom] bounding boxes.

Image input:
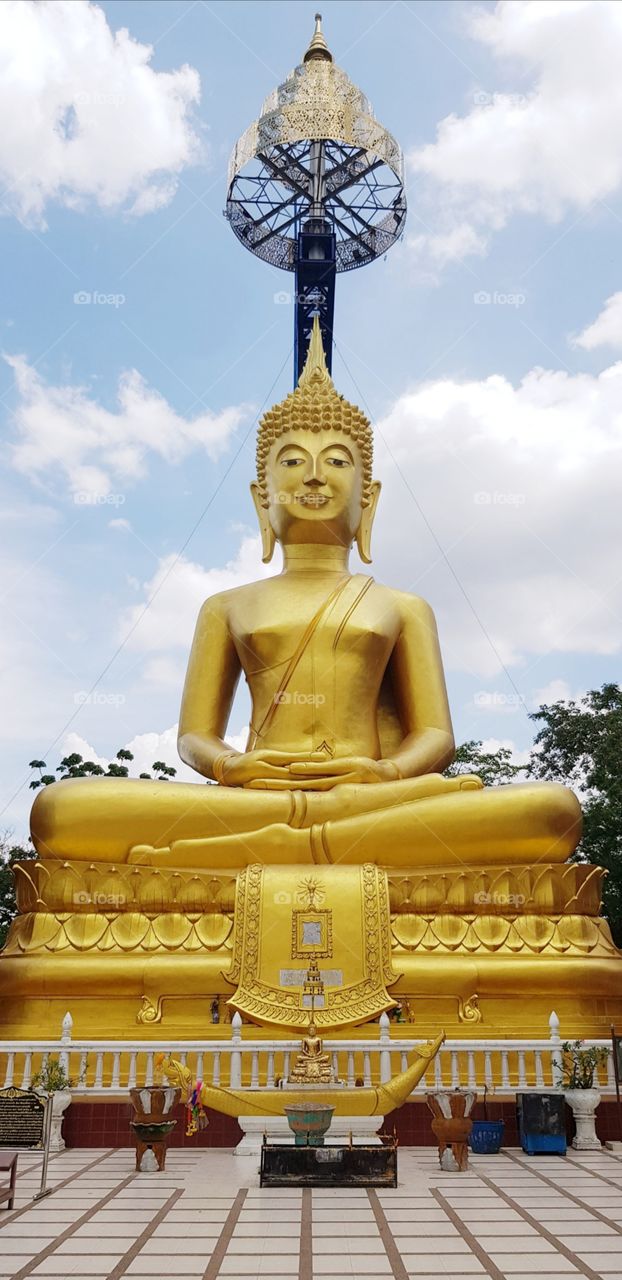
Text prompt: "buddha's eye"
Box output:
[[281, 457, 304, 467], [327, 456, 350, 467]]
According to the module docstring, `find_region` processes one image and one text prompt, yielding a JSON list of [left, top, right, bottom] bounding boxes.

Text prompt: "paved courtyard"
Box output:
[[1, 1146, 622, 1279]]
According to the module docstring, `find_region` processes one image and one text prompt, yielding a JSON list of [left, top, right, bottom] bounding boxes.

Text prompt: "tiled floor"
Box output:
[[1, 1147, 622, 1279]]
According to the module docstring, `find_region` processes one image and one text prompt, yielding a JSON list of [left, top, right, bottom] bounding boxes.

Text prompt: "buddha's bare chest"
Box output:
[[231, 580, 399, 676]]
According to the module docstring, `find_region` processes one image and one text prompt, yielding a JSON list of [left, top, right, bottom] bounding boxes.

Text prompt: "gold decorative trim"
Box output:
[[137, 995, 163, 1024], [225, 863, 398, 1030], [458, 993, 482, 1024]]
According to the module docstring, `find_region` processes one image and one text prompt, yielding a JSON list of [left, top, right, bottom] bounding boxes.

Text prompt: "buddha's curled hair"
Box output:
[[256, 317, 373, 507]]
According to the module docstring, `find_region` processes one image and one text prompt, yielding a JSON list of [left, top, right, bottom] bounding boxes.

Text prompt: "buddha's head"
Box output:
[[251, 317, 381, 563]]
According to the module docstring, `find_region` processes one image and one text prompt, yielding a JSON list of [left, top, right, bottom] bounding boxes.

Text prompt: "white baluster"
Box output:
[[379, 1012, 392, 1084], [607, 1047, 616, 1089], [534, 1050, 544, 1087], [267, 1051, 275, 1088], [230, 1013, 242, 1088], [213, 1051, 221, 1086], [196, 1052, 204, 1082], [145, 1053, 154, 1086], [128, 1052, 137, 1089], [22, 1051, 32, 1089], [363, 1051, 371, 1086], [332, 1052, 338, 1079], [517, 1050, 527, 1088], [251, 1050, 259, 1088], [111, 1052, 120, 1089], [79, 1051, 88, 1089], [434, 1052, 443, 1087], [467, 1051, 476, 1088], [347, 1052, 355, 1086], [60, 1011, 73, 1076], [283, 1051, 290, 1080], [451, 1050, 459, 1088], [484, 1051, 493, 1088], [400, 1051, 408, 1073], [94, 1052, 103, 1088], [501, 1049, 511, 1089], [549, 1010, 563, 1088], [5, 1052, 14, 1088]]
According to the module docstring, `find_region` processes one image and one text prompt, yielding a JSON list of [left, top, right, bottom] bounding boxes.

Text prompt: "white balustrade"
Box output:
[[0, 1011, 615, 1102]]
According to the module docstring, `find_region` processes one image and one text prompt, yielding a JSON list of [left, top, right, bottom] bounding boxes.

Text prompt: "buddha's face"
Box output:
[[251, 427, 380, 562], [264, 430, 364, 546]]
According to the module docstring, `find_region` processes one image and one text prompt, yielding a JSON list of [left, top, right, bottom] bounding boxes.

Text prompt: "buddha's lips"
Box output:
[[296, 493, 330, 507]]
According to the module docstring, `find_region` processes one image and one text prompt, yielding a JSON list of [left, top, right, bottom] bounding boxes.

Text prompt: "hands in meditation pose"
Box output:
[[32, 320, 581, 871]]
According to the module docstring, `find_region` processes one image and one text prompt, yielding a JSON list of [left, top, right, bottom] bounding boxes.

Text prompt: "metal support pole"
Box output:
[[33, 1095, 54, 1201]]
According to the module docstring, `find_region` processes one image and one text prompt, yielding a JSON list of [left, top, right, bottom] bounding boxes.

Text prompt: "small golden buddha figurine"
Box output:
[[31, 317, 581, 870], [288, 1021, 335, 1085]]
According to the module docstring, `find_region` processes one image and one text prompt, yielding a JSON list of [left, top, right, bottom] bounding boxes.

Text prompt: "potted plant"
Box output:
[[31, 1057, 74, 1152], [468, 1085, 505, 1154], [559, 1039, 610, 1150]]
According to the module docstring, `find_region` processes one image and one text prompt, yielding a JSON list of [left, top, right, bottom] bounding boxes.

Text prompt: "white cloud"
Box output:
[[532, 678, 584, 707], [109, 517, 132, 531], [0, 0, 201, 226], [373, 354, 622, 677], [573, 291, 622, 352], [480, 737, 531, 770], [61, 720, 252, 783], [409, 0, 622, 262], [61, 732, 109, 770], [120, 534, 275, 653], [6, 355, 249, 498]]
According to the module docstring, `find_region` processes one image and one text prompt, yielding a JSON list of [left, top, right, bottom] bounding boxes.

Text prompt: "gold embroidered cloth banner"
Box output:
[[225, 863, 399, 1030]]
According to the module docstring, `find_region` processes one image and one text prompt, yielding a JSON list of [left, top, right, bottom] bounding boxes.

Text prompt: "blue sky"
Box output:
[[2, 0, 622, 841]]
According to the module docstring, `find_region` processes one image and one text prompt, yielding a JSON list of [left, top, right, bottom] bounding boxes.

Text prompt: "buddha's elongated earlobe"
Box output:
[[250, 482, 276, 563], [355, 480, 381, 564]]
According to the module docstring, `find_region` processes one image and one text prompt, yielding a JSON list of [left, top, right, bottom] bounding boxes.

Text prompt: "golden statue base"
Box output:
[[1, 857, 621, 1041]]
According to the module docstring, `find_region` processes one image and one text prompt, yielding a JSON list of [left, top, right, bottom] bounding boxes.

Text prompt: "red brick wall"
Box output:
[[62, 1098, 622, 1149], [63, 1100, 242, 1148]]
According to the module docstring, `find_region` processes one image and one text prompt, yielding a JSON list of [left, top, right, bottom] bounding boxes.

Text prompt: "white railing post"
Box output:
[[549, 1010, 563, 1088], [60, 1011, 73, 1076], [379, 1012, 391, 1084], [535, 1049, 544, 1087], [21, 1051, 32, 1089], [230, 1012, 242, 1088], [484, 1050, 493, 1088]]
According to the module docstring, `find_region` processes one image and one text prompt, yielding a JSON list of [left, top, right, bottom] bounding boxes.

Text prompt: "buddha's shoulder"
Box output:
[[196, 578, 275, 618], [379, 585, 437, 625]]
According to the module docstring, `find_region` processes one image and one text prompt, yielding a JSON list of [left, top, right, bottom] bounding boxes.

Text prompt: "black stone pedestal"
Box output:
[[259, 1141, 398, 1187]]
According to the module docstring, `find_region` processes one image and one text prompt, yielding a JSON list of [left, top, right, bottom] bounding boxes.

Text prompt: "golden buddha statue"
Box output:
[[2, 319, 621, 1042], [288, 1022, 335, 1085], [31, 320, 580, 872]]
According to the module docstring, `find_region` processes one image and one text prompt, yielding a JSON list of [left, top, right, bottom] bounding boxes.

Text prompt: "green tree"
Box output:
[[444, 739, 525, 787], [29, 750, 177, 789], [528, 682, 622, 945], [0, 834, 35, 948]]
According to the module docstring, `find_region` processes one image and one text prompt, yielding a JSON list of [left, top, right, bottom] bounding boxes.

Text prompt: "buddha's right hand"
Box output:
[[217, 749, 330, 788]]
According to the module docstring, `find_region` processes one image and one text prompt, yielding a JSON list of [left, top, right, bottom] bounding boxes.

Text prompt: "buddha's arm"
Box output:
[[178, 594, 242, 780], [384, 593, 455, 779]]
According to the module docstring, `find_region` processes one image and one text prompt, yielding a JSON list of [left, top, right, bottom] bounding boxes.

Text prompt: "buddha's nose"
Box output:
[[303, 460, 327, 486]]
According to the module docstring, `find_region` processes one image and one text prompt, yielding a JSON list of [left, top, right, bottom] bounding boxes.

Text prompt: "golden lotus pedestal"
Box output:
[[1, 857, 621, 1042]]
